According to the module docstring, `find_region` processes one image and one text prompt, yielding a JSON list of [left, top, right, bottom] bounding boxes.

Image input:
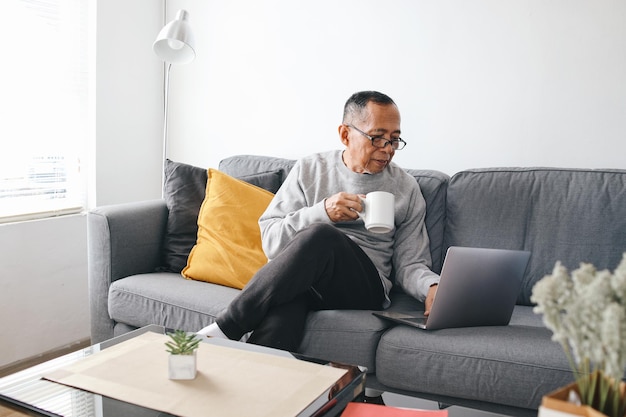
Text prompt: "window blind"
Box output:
[[0, 0, 88, 223]]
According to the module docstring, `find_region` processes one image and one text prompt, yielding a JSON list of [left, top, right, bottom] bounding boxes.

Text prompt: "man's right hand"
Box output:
[[424, 284, 438, 316], [324, 192, 365, 223]]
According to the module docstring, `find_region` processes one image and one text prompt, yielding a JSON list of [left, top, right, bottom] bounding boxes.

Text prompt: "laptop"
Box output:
[[373, 246, 531, 330]]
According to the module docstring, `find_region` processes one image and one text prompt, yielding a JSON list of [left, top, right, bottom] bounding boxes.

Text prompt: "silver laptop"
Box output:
[[373, 246, 531, 330]]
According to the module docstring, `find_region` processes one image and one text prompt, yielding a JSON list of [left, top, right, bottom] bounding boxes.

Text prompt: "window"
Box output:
[[0, 0, 88, 223]]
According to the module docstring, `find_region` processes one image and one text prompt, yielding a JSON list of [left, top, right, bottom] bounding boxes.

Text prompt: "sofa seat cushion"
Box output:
[[375, 305, 573, 410], [109, 272, 390, 372], [299, 309, 392, 374], [108, 272, 240, 333]]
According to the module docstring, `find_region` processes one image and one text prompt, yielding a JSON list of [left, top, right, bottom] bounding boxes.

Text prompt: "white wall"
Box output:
[[0, 215, 88, 366], [168, 0, 626, 175], [2, 0, 625, 369], [95, 0, 164, 205], [0, 0, 163, 369]]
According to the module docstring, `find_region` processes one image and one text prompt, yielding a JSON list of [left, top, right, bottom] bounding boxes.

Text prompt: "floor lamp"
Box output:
[[153, 9, 196, 197]]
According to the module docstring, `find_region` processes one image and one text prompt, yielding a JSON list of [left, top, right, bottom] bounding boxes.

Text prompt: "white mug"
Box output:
[[358, 191, 395, 233]]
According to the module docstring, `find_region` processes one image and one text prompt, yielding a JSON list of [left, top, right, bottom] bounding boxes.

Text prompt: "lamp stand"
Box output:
[[161, 62, 172, 198], [153, 8, 195, 198]]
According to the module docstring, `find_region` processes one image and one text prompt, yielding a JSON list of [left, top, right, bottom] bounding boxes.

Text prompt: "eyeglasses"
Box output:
[[345, 124, 407, 150]]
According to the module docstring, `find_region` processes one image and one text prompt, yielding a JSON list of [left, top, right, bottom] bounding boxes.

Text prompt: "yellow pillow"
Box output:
[[181, 169, 274, 289]]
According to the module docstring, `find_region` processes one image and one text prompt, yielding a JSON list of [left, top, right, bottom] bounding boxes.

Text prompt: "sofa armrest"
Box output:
[[87, 199, 168, 343]]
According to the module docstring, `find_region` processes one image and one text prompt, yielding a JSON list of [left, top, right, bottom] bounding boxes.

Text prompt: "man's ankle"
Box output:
[[196, 322, 227, 339]]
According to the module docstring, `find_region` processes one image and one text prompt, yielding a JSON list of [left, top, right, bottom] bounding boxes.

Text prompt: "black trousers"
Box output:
[[216, 223, 385, 351]]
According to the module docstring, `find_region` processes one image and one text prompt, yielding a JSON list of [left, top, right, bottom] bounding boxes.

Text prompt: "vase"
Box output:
[[538, 379, 626, 417], [168, 352, 197, 380]]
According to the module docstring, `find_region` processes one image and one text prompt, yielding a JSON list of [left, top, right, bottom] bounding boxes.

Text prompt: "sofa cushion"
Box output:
[[182, 169, 274, 289], [219, 155, 296, 183], [237, 171, 283, 194], [298, 309, 391, 374], [161, 159, 208, 272], [161, 159, 283, 273], [375, 306, 574, 410], [108, 272, 387, 372], [109, 272, 240, 332], [444, 168, 626, 305], [405, 169, 449, 274]]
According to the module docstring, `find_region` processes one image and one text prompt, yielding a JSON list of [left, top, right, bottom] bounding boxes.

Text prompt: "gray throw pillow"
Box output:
[[160, 159, 283, 273]]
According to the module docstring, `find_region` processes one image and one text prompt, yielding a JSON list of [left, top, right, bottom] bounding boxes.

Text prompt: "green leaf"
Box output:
[[165, 330, 200, 355]]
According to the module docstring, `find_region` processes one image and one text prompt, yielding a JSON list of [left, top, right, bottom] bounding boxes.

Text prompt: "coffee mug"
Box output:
[[358, 191, 395, 233]]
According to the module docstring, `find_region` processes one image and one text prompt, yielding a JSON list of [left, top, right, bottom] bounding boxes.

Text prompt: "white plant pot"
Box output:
[[168, 352, 197, 380]]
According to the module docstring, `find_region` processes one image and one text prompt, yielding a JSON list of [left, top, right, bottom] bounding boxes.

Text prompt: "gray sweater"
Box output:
[[259, 150, 440, 307]]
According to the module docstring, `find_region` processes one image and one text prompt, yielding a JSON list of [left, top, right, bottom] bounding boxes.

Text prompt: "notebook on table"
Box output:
[[373, 246, 531, 330]]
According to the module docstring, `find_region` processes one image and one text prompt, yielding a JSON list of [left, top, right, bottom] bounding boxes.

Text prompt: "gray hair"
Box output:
[[342, 91, 396, 123]]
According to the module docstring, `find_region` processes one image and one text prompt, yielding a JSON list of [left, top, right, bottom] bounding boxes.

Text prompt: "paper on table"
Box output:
[[43, 332, 347, 417]]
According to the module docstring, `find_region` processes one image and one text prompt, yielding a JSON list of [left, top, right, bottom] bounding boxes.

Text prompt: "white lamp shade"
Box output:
[[153, 9, 196, 64]]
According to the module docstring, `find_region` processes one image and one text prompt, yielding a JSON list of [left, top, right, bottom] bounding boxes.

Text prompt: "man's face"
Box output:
[[340, 102, 401, 174]]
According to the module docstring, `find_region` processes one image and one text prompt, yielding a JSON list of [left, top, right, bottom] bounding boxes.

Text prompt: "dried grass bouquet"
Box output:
[[531, 253, 626, 417]]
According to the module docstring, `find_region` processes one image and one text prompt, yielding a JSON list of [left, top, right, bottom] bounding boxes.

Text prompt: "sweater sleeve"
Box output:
[[258, 161, 332, 259], [392, 184, 440, 302]]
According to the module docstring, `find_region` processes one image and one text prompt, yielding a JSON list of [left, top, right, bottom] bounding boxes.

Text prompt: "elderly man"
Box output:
[[198, 91, 439, 352]]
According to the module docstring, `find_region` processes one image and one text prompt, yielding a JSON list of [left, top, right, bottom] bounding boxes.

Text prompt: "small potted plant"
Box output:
[[165, 329, 201, 380]]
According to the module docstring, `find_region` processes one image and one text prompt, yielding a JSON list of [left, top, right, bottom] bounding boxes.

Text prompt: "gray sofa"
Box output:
[[88, 155, 626, 416]]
